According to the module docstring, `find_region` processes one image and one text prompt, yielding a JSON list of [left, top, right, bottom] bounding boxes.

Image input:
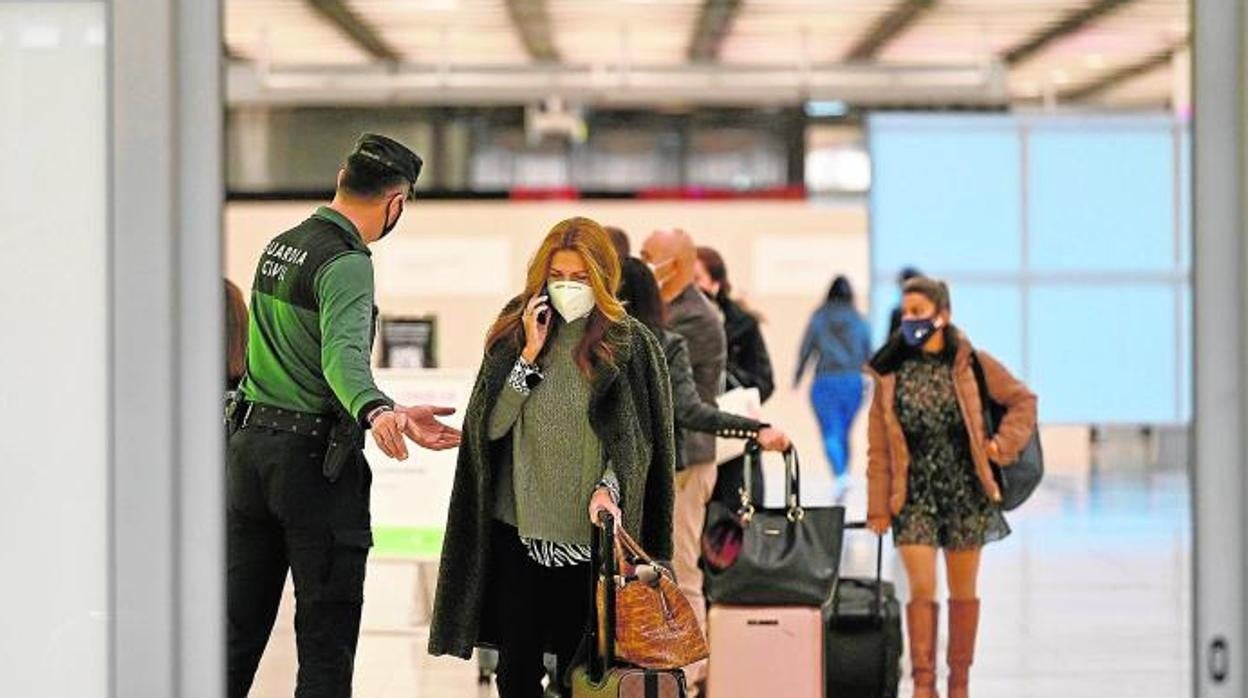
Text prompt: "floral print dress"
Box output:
[[891, 349, 1010, 550]]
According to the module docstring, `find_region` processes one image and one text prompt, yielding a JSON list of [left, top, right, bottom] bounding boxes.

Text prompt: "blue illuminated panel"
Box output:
[[1028, 284, 1177, 423], [870, 117, 1022, 274], [1028, 127, 1175, 271]]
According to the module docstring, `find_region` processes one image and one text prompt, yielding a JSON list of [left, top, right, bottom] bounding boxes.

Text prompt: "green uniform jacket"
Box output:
[[428, 302, 676, 659], [240, 207, 390, 422]]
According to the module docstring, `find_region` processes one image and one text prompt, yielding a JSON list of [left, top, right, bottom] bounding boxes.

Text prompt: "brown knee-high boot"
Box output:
[[906, 601, 940, 698], [947, 599, 980, 698]]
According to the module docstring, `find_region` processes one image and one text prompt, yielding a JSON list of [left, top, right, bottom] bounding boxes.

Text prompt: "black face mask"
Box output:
[[379, 195, 403, 240]]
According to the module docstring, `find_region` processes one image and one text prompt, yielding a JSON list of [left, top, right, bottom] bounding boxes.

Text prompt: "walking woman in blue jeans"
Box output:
[[795, 276, 872, 490]]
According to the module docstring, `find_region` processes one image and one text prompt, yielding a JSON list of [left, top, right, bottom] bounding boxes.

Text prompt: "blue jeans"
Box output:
[[810, 373, 864, 478]]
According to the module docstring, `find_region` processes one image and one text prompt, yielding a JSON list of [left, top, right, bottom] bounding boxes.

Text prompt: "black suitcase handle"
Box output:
[[587, 511, 618, 682], [839, 521, 885, 621]]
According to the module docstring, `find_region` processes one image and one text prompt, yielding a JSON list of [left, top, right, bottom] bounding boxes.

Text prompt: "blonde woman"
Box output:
[[429, 217, 677, 698], [867, 277, 1036, 698]]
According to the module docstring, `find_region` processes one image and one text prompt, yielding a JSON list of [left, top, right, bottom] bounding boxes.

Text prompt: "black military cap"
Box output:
[[351, 133, 423, 198]]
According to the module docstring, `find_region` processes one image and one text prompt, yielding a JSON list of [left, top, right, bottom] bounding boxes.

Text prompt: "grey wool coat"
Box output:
[[428, 302, 677, 659]]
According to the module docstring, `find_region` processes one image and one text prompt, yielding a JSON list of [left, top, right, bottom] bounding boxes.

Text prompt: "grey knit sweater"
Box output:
[[487, 318, 611, 546]]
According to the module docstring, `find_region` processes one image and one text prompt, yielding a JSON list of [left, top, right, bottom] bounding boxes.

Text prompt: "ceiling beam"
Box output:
[[1004, 0, 1137, 67], [505, 0, 561, 63], [228, 61, 1010, 108], [688, 0, 744, 62], [305, 0, 401, 63], [844, 0, 938, 62], [1058, 40, 1187, 102]]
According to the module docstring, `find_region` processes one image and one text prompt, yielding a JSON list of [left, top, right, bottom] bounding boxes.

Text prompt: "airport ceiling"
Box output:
[[225, 0, 1189, 108]]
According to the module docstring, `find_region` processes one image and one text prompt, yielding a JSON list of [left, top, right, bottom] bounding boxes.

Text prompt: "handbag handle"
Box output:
[[783, 446, 803, 520], [739, 442, 804, 521], [617, 528, 658, 568]]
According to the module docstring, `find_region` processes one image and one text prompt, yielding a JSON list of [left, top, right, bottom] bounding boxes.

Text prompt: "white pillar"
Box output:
[[1193, 0, 1247, 695], [112, 0, 224, 695]]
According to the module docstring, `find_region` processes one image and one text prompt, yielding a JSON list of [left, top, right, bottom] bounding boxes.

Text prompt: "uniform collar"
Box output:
[[313, 206, 370, 254]]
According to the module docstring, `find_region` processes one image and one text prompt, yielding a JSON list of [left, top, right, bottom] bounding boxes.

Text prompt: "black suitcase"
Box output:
[[824, 522, 903, 698]]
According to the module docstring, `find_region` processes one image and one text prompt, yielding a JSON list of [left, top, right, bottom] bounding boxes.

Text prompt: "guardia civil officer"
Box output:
[[226, 134, 462, 698]]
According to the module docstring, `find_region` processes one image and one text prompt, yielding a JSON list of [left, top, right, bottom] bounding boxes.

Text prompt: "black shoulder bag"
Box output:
[[970, 352, 1044, 511]]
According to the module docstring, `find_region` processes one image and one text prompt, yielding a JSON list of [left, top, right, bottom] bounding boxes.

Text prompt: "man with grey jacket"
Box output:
[[641, 228, 726, 697]]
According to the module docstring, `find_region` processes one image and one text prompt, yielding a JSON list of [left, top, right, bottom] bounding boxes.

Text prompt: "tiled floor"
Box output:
[[250, 468, 1192, 697]]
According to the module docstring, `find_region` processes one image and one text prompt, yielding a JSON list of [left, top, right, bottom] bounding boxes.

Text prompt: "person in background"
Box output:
[[640, 228, 724, 698], [430, 217, 676, 698], [618, 257, 791, 455], [694, 246, 775, 403], [795, 276, 871, 494], [866, 277, 1036, 698], [606, 224, 631, 261], [225, 278, 249, 391], [887, 266, 924, 339]]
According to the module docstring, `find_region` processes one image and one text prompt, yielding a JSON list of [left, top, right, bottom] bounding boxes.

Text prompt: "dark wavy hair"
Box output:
[[617, 257, 668, 337], [696, 246, 731, 299]]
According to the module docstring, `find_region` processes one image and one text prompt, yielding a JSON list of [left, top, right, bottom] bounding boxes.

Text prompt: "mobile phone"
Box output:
[[536, 287, 550, 326]]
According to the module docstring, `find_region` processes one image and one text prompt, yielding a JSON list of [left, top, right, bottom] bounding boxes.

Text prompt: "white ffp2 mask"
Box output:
[[548, 281, 595, 323]]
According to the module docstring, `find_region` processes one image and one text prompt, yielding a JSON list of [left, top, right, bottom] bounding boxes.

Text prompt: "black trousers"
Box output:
[[491, 521, 593, 698], [226, 424, 373, 698]]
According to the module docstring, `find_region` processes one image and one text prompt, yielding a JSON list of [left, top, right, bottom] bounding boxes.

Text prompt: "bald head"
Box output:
[[641, 228, 697, 303]]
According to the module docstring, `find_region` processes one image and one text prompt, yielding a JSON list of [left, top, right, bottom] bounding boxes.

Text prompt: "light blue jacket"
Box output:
[[795, 302, 872, 384]]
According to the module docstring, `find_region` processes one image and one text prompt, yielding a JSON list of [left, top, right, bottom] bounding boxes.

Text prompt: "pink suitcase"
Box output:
[[707, 605, 823, 698]]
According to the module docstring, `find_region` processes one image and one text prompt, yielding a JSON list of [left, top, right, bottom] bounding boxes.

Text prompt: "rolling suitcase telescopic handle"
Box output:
[[842, 521, 885, 620], [588, 511, 618, 682]]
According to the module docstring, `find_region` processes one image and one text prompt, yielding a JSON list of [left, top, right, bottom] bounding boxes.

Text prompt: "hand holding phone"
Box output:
[[522, 292, 552, 363]]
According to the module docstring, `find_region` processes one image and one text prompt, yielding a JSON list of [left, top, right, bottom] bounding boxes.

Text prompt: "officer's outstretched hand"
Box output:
[[398, 405, 463, 451], [371, 410, 410, 461]]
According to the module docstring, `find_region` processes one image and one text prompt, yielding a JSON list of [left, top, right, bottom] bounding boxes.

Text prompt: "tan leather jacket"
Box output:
[[866, 331, 1037, 526]]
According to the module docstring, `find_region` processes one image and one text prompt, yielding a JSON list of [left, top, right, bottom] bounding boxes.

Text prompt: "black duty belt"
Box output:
[[241, 402, 335, 439]]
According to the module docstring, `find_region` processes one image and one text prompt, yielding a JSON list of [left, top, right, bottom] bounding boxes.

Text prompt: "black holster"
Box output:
[[224, 390, 245, 439], [323, 411, 365, 483]]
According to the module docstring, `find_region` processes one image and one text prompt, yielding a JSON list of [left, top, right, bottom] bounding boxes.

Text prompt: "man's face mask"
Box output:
[[380, 194, 404, 240], [901, 315, 944, 348], [548, 280, 596, 323], [648, 258, 677, 287]]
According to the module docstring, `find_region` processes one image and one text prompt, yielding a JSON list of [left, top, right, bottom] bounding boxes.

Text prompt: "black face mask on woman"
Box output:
[[900, 316, 943, 348]]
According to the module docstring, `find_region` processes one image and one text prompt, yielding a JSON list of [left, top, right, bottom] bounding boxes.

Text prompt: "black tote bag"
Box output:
[[970, 352, 1044, 511], [702, 442, 845, 606]]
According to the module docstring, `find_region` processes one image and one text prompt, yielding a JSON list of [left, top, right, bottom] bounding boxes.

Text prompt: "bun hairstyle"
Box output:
[[902, 276, 951, 313]]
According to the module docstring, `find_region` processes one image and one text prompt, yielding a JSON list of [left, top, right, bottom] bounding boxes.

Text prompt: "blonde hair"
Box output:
[[487, 217, 626, 375]]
